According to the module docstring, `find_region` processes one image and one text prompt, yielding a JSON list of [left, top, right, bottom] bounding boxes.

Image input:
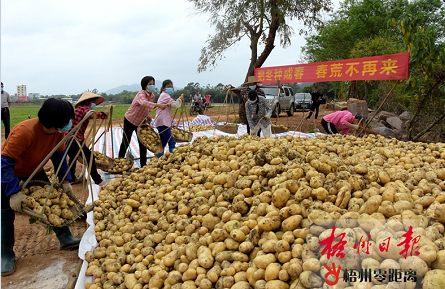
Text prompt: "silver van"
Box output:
[[295, 93, 311, 110]]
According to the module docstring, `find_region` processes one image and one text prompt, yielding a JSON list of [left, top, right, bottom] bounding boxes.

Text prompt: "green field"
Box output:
[[1, 103, 196, 130]]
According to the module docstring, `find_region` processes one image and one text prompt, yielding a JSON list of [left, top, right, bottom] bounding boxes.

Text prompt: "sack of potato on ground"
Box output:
[[84, 134, 445, 289], [189, 124, 215, 132]]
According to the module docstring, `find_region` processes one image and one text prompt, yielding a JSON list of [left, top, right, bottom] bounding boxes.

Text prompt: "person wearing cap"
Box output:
[[246, 90, 272, 138], [1, 98, 80, 276], [1, 82, 12, 139], [238, 76, 265, 135], [321, 110, 366, 135], [118, 76, 167, 167], [66, 91, 109, 185]]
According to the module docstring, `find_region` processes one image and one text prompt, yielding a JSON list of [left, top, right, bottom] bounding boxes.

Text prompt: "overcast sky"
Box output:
[[1, 0, 338, 96]]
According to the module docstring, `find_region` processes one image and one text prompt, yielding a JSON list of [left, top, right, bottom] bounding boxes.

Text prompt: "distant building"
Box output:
[[28, 93, 39, 99], [17, 85, 27, 96]]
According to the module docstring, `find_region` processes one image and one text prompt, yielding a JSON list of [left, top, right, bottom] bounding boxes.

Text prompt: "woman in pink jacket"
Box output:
[[322, 111, 366, 135], [118, 76, 167, 167], [154, 79, 184, 157]]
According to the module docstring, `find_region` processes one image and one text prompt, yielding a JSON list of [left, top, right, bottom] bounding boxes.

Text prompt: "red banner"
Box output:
[[254, 53, 409, 84]]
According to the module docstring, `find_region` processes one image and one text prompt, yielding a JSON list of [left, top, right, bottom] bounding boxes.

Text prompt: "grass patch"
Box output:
[[1, 103, 194, 130]]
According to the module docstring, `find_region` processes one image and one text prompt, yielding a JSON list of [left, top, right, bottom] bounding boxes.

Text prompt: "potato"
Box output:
[[422, 269, 445, 289], [197, 246, 214, 268], [298, 271, 322, 288]]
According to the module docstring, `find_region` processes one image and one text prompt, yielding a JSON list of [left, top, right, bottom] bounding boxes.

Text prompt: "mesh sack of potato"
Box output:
[[137, 124, 163, 155], [190, 124, 215, 132], [104, 158, 134, 174], [21, 180, 86, 227], [172, 127, 193, 142], [215, 123, 239, 134], [271, 124, 289, 134]]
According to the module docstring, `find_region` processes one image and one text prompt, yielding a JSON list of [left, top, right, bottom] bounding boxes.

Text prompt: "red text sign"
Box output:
[[254, 53, 409, 84]]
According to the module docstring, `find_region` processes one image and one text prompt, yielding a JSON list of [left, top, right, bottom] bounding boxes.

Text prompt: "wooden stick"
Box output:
[[359, 80, 399, 135]]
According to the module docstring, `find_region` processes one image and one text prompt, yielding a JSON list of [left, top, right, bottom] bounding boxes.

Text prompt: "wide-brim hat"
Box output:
[[76, 91, 105, 108], [243, 76, 261, 85]]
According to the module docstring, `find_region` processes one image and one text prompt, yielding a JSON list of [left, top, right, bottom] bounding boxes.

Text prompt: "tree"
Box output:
[[189, 0, 332, 82]]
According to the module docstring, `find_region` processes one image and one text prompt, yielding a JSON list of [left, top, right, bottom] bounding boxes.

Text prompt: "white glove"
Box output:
[[62, 182, 73, 195], [352, 124, 359, 130], [10, 192, 27, 212]]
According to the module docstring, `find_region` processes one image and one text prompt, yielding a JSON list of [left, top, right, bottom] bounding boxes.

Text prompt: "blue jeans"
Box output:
[[156, 126, 176, 157]]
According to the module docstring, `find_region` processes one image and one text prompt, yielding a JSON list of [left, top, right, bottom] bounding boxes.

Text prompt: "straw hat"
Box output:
[[76, 91, 105, 108], [243, 76, 261, 85]]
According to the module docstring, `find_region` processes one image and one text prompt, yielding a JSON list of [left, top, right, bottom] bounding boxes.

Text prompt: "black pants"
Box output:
[[1, 170, 49, 210], [307, 103, 320, 119], [246, 122, 261, 136], [118, 117, 147, 167], [321, 118, 338, 134], [1, 107, 11, 139], [67, 140, 102, 184]]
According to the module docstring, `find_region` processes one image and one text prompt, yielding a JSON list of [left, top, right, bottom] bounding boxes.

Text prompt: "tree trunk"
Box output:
[[412, 113, 445, 142], [363, 81, 368, 103], [245, 0, 280, 82]]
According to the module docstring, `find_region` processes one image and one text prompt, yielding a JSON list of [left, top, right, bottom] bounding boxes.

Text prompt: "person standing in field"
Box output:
[[118, 76, 167, 167], [1, 98, 81, 276], [155, 79, 184, 157], [1, 82, 12, 139], [321, 110, 366, 135], [66, 91, 108, 185], [204, 94, 211, 111], [306, 86, 323, 120]]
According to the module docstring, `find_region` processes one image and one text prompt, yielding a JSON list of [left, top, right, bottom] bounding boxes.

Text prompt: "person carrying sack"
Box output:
[[246, 90, 272, 138], [238, 76, 266, 135], [1, 98, 80, 276], [66, 91, 108, 185], [118, 76, 167, 167], [154, 79, 184, 158]]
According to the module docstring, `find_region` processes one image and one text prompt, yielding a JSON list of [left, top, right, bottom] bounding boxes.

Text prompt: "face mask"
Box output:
[[90, 103, 96, 110], [165, 88, 174, 95], [147, 85, 156, 92], [57, 120, 72, 133], [1, 88, 3, 92], [249, 85, 256, 90], [247, 99, 256, 104]]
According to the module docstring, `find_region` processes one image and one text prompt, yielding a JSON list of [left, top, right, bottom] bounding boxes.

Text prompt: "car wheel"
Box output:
[[287, 104, 294, 116]]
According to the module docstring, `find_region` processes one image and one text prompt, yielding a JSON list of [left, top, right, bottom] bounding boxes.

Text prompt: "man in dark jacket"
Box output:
[[306, 86, 323, 120]]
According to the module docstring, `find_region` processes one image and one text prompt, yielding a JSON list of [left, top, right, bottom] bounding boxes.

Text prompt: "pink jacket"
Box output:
[[323, 110, 354, 135], [125, 90, 156, 126], [154, 92, 182, 127]]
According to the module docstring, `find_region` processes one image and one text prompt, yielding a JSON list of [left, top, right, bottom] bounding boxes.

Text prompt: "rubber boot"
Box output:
[[1, 209, 16, 276], [53, 226, 81, 250]]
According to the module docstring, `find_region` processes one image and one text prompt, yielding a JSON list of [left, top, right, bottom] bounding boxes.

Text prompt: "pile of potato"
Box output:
[[85, 134, 445, 289], [189, 125, 215, 132], [271, 124, 289, 133], [139, 126, 162, 153], [107, 158, 133, 174], [21, 184, 75, 226], [172, 128, 192, 142], [94, 152, 113, 166]]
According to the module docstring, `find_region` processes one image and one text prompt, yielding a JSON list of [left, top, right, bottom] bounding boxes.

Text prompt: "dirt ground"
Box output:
[[0, 104, 333, 288]]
